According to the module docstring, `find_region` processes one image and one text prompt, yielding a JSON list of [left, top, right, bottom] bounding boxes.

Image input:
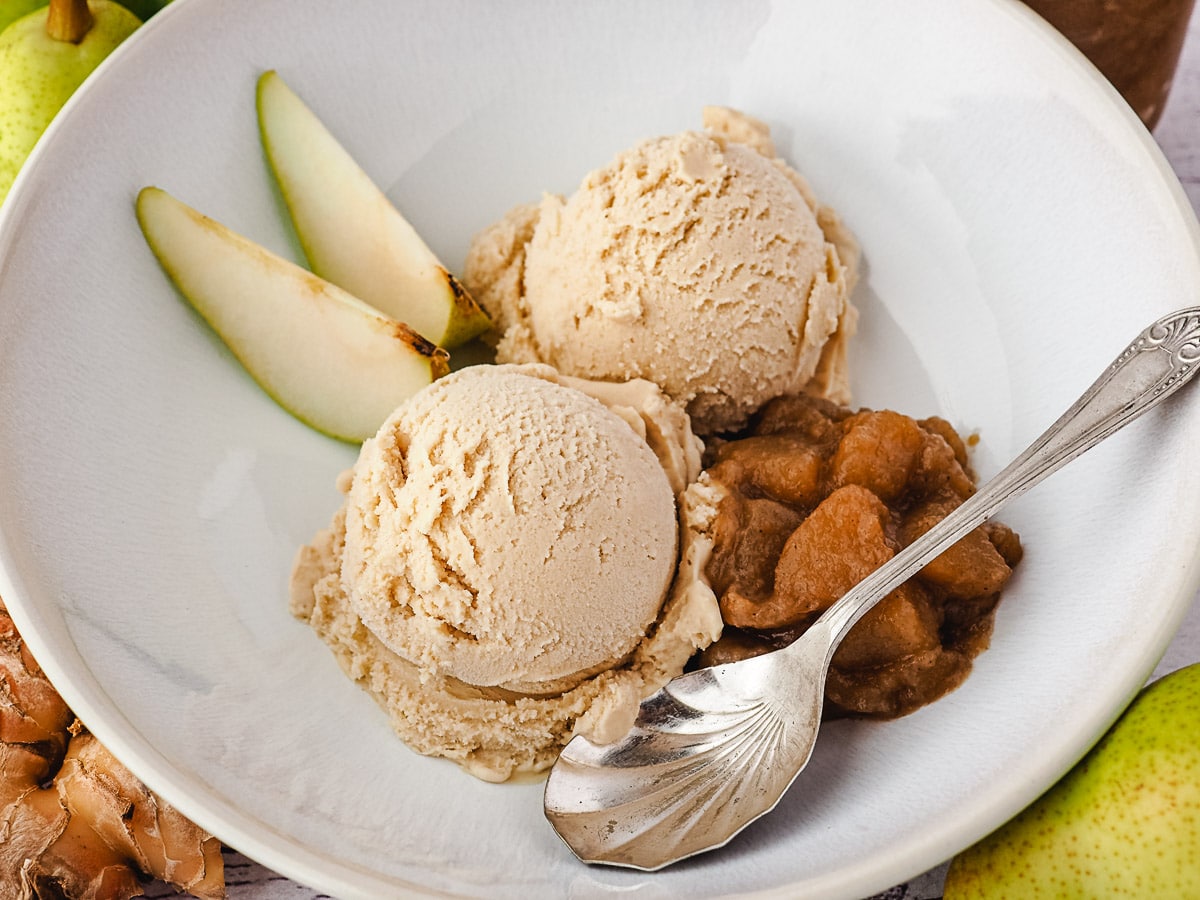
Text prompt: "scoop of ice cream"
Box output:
[[290, 364, 723, 781], [340, 364, 678, 690], [463, 108, 859, 434]]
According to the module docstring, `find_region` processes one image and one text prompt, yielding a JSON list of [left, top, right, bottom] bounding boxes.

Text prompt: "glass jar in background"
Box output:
[[1023, 0, 1197, 129]]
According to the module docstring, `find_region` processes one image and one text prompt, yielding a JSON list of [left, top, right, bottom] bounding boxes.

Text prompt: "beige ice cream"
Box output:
[[463, 107, 859, 435], [290, 364, 723, 781]]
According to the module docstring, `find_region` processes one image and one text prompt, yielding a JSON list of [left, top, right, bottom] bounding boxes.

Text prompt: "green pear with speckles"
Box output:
[[0, 0, 140, 204], [944, 661, 1200, 899]]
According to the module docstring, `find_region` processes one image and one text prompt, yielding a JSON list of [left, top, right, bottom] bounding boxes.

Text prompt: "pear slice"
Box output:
[[256, 70, 491, 349], [136, 186, 449, 443]]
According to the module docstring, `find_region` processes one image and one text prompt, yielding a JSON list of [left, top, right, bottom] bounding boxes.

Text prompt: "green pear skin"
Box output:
[[0, 0, 140, 203], [256, 70, 491, 349], [0, 0, 45, 33], [944, 661, 1200, 898], [136, 186, 449, 443]]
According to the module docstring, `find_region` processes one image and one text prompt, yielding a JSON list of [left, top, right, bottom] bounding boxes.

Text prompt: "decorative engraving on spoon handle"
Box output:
[[819, 306, 1200, 649], [1124, 307, 1200, 391]]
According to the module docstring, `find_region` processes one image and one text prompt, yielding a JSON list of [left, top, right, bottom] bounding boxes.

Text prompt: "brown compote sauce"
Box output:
[[696, 393, 1023, 718]]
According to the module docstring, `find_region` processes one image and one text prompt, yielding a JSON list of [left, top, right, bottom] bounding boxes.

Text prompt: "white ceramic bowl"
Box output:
[[1, 1, 1199, 897]]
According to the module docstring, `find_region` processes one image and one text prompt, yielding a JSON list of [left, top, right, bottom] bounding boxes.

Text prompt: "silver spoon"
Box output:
[[544, 305, 1200, 871]]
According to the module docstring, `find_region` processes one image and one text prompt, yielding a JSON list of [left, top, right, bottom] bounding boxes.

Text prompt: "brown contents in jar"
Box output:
[[696, 393, 1023, 719], [1022, 0, 1197, 130]]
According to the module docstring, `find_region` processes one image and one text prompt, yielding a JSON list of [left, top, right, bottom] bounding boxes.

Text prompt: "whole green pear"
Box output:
[[944, 661, 1200, 898], [0, 0, 140, 203], [0, 0, 45, 33]]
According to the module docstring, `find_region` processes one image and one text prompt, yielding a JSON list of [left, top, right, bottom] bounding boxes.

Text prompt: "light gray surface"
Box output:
[[150, 9, 1200, 900]]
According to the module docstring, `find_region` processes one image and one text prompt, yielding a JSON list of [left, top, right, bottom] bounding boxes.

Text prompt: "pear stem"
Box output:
[[45, 0, 93, 44]]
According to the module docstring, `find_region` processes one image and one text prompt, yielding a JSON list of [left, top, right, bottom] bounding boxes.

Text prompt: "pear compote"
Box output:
[[695, 392, 1023, 718]]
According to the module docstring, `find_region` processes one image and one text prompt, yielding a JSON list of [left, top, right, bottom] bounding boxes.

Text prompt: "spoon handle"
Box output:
[[817, 306, 1200, 651]]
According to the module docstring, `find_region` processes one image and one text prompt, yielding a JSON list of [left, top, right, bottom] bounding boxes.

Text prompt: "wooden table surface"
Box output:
[[178, 10, 1200, 900]]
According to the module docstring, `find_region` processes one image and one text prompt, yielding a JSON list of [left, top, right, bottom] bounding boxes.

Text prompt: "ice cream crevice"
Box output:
[[439, 620, 480, 645]]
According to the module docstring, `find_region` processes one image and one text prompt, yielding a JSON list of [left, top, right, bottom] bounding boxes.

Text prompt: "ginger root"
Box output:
[[0, 598, 224, 899]]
